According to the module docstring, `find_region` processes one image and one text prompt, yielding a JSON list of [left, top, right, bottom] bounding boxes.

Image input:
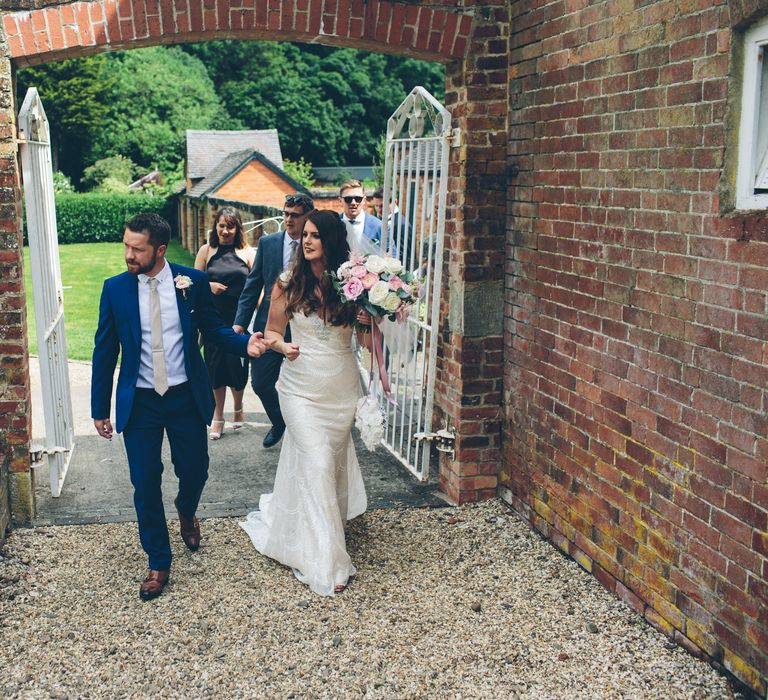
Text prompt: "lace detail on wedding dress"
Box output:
[[308, 313, 332, 342]]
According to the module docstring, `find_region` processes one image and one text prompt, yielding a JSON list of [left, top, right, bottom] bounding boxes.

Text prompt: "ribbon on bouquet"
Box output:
[[369, 320, 396, 405]]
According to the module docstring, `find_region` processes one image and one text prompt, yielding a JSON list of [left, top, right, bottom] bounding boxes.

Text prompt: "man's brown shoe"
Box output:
[[174, 497, 201, 551], [139, 569, 169, 601]]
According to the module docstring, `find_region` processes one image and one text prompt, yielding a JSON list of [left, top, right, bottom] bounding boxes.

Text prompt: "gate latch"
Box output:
[[29, 444, 69, 467], [413, 426, 456, 457]]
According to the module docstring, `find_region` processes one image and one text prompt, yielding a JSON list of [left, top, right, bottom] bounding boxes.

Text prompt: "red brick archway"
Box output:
[[0, 0, 509, 527], [3, 0, 472, 66]]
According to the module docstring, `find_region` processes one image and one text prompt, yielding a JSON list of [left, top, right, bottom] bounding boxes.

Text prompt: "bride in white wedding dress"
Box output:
[[240, 210, 370, 596]]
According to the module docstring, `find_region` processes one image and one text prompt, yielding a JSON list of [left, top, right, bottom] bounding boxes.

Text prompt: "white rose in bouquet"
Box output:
[[369, 281, 390, 307], [336, 261, 353, 280], [382, 291, 401, 313], [365, 255, 388, 274], [384, 257, 403, 275]]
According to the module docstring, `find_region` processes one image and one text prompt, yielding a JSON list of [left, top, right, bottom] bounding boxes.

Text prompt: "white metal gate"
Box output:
[[378, 87, 456, 481], [18, 88, 75, 497]]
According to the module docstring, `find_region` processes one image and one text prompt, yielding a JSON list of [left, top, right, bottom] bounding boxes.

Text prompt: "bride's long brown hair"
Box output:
[[278, 210, 356, 327]]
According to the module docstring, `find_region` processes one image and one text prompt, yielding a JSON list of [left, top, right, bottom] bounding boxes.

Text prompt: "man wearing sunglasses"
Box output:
[[233, 192, 314, 448], [339, 179, 381, 252]]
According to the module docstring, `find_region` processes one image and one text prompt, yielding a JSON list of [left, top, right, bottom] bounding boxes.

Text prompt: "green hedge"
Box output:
[[50, 193, 175, 244]]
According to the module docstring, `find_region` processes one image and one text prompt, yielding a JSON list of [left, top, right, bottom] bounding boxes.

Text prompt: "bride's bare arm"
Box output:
[[265, 284, 300, 360]]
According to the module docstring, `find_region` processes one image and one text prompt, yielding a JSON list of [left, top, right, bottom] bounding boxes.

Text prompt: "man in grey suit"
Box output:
[[233, 193, 314, 448]]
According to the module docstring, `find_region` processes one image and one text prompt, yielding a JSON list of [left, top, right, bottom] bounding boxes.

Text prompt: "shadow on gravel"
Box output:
[[33, 411, 445, 526]]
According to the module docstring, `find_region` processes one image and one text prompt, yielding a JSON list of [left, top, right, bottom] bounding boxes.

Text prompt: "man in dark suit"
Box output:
[[373, 189, 416, 271], [91, 213, 266, 601], [233, 192, 314, 448], [339, 179, 381, 250]]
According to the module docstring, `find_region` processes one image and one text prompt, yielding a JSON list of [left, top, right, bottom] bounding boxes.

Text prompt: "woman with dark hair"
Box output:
[[240, 209, 371, 596], [194, 207, 255, 439]]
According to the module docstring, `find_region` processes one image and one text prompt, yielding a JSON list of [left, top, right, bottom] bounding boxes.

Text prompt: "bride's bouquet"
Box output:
[[330, 252, 421, 451], [330, 252, 421, 329]]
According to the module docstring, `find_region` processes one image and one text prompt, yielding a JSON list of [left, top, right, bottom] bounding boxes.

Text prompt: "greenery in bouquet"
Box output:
[[329, 252, 422, 330]]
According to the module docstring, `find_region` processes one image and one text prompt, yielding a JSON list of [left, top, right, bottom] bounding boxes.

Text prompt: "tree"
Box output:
[[18, 42, 446, 186], [183, 41, 445, 166], [92, 47, 231, 177], [283, 157, 315, 189], [16, 57, 112, 183], [81, 155, 138, 193]]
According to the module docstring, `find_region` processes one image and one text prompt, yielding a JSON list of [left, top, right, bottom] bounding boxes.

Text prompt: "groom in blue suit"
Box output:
[[91, 213, 266, 600]]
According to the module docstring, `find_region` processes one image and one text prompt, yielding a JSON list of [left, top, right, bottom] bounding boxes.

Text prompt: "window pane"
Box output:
[[755, 45, 768, 191]]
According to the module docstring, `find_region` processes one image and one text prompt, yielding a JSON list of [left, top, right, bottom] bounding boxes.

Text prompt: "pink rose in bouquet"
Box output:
[[387, 276, 404, 291], [360, 272, 379, 289], [342, 277, 365, 301]]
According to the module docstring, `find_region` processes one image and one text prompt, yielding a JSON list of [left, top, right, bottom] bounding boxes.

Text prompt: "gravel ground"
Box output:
[[0, 500, 738, 699]]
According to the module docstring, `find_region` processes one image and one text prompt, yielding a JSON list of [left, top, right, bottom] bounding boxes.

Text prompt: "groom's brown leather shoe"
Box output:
[[174, 497, 201, 551], [139, 569, 169, 601]]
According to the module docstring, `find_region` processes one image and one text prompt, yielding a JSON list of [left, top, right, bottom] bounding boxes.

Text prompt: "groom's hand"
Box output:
[[94, 418, 113, 440], [247, 331, 267, 358]]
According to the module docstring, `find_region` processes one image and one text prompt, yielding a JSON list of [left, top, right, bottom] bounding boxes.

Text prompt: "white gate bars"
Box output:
[[18, 88, 75, 497], [378, 87, 455, 481]]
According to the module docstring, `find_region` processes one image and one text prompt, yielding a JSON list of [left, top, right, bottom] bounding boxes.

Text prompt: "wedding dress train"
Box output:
[[240, 312, 367, 596]]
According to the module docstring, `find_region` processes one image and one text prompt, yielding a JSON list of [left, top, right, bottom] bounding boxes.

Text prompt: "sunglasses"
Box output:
[[282, 211, 306, 219], [285, 194, 313, 208], [343, 195, 364, 204]]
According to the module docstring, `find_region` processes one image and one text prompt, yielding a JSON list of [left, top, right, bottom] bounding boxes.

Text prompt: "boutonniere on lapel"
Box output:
[[174, 274, 193, 300]]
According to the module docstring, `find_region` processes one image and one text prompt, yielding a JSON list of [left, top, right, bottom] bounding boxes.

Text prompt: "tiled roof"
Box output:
[[186, 149, 312, 200], [312, 165, 374, 182], [186, 129, 283, 180]]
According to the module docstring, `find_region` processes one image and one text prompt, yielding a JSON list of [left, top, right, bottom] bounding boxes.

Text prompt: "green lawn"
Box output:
[[24, 240, 196, 361]]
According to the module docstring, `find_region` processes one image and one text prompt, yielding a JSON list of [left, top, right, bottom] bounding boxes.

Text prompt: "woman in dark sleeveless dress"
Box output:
[[194, 208, 255, 439]]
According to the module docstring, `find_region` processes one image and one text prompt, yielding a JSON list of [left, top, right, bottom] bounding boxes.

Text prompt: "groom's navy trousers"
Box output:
[[93, 263, 251, 571], [123, 384, 208, 571]]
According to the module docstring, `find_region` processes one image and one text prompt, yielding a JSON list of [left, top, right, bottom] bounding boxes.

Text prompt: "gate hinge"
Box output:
[[449, 128, 461, 148], [413, 426, 456, 457], [30, 444, 69, 466]]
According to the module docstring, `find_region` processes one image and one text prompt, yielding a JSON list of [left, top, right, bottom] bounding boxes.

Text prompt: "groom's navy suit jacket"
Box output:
[[91, 262, 249, 434], [234, 231, 286, 334]]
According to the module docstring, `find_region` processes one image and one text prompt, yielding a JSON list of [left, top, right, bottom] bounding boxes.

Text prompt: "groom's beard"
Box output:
[[125, 251, 157, 276]]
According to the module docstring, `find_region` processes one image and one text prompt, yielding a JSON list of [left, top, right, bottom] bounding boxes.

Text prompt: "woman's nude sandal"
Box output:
[[209, 420, 225, 440], [232, 408, 244, 431], [334, 583, 346, 593]]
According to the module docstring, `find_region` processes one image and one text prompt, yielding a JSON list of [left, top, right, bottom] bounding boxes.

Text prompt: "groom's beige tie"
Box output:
[[148, 276, 168, 396]]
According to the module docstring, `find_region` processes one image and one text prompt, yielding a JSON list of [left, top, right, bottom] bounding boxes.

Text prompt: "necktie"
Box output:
[[290, 239, 298, 257], [148, 277, 168, 396], [348, 219, 357, 225]]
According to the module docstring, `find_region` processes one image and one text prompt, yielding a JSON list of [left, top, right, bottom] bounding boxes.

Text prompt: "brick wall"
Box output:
[[1, 0, 473, 66], [502, 0, 767, 694], [436, 3, 508, 504], [0, 39, 33, 536], [214, 160, 297, 209]]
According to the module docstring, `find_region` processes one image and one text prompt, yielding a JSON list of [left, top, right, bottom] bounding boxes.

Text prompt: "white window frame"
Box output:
[[737, 18, 768, 210]]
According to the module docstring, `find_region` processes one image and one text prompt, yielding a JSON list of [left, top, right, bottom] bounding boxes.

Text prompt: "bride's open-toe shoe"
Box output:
[[334, 583, 346, 594], [232, 407, 245, 431], [209, 420, 225, 441]]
